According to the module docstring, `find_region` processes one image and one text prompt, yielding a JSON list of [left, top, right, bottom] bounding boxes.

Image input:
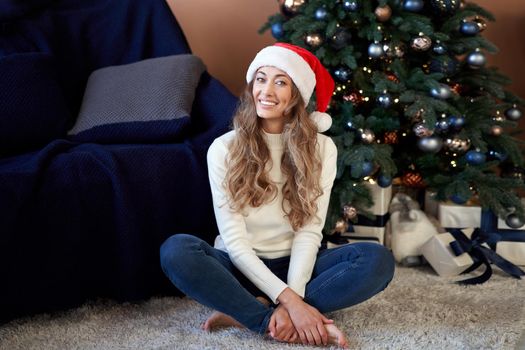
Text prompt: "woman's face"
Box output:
[[252, 66, 293, 132]]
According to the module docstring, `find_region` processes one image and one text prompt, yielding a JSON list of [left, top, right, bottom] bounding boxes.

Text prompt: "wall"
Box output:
[[168, 0, 525, 102]]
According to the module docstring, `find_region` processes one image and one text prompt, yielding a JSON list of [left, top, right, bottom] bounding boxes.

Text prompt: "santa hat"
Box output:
[[246, 42, 335, 132]]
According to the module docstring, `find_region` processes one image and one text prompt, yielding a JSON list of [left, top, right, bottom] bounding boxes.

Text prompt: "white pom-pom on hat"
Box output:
[[246, 42, 335, 132], [309, 111, 332, 133]]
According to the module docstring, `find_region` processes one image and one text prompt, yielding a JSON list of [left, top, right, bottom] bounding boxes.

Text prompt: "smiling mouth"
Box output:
[[259, 100, 278, 106]]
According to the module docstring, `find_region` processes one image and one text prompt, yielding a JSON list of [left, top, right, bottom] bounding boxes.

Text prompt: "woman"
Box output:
[[160, 43, 395, 348]]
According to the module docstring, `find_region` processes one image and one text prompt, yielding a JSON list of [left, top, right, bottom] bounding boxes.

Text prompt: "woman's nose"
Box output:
[[261, 82, 274, 95]]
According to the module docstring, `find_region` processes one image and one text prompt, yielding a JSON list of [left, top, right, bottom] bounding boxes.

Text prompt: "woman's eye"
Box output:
[[276, 80, 287, 86], [256, 77, 265, 83]]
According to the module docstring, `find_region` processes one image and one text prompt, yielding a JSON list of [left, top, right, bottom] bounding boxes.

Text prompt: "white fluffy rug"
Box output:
[[1, 266, 524, 350]]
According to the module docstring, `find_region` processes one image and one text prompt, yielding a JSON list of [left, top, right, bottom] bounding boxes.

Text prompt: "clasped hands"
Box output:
[[269, 287, 334, 346]]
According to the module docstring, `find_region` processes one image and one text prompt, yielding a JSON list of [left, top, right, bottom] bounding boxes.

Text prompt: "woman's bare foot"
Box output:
[[325, 323, 349, 349], [201, 311, 244, 331], [202, 297, 270, 332]]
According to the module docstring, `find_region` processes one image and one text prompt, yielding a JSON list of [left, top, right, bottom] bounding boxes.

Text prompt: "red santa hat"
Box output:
[[246, 42, 335, 132]]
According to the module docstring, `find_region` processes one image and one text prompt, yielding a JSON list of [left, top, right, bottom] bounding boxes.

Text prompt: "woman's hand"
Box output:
[[267, 304, 298, 343], [277, 287, 334, 346]]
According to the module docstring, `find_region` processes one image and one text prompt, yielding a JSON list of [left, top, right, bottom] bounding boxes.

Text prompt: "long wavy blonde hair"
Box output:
[[224, 80, 323, 231]]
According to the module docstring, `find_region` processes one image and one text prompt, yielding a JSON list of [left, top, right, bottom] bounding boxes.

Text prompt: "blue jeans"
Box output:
[[160, 234, 395, 334]]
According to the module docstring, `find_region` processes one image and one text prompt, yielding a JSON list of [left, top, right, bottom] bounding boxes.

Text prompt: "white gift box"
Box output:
[[350, 181, 392, 245], [425, 191, 483, 228], [495, 242, 525, 266], [420, 232, 474, 277], [438, 202, 482, 228]]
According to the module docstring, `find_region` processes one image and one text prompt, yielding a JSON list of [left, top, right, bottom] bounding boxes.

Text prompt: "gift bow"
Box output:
[[448, 228, 525, 285]]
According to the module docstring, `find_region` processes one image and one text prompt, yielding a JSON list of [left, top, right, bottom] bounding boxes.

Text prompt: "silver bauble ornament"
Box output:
[[505, 213, 524, 229], [368, 42, 384, 58], [411, 35, 432, 51], [418, 136, 443, 153], [466, 50, 486, 69], [430, 84, 453, 99], [505, 106, 522, 121]]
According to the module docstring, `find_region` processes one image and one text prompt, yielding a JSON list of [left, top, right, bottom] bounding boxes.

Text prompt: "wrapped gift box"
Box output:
[[420, 232, 474, 277], [425, 192, 525, 266], [349, 181, 392, 245]]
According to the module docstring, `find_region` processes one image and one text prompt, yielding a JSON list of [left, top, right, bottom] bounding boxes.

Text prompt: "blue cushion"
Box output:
[[0, 52, 71, 157], [67, 55, 206, 143]]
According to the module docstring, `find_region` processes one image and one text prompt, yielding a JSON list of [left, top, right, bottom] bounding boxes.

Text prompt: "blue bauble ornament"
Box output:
[[361, 161, 375, 177], [429, 0, 460, 16], [465, 150, 486, 165], [435, 119, 450, 133], [429, 56, 458, 76], [343, 0, 359, 12], [377, 92, 392, 108], [403, 0, 424, 12], [466, 50, 486, 69], [430, 84, 452, 99], [450, 194, 468, 205], [433, 43, 447, 55], [368, 42, 384, 58], [315, 7, 328, 20], [460, 21, 480, 36], [377, 174, 392, 188], [331, 28, 352, 50], [351, 161, 374, 178], [271, 22, 284, 39], [447, 115, 466, 129], [334, 66, 352, 83], [417, 136, 443, 153], [488, 150, 508, 161]]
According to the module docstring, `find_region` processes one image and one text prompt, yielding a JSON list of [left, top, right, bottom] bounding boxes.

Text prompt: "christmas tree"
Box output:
[[261, 0, 525, 232]]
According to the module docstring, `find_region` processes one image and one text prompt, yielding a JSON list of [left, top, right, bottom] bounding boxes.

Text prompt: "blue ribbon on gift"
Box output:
[[323, 231, 380, 247], [446, 210, 525, 285]]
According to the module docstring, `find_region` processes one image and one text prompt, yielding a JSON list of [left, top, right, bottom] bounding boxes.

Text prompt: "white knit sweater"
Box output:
[[207, 130, 337, 303]]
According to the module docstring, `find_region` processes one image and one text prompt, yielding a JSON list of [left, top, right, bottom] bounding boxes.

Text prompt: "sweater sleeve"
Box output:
[[207, 137, 289, 303], [287, 136, 338, 297]]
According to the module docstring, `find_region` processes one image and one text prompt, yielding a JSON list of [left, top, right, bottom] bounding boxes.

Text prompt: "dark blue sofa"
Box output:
[[0, 0, 237, 321]]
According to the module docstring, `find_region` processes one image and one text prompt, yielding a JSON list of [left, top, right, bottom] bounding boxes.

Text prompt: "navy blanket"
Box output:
[[0, 0, 237, 321]]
